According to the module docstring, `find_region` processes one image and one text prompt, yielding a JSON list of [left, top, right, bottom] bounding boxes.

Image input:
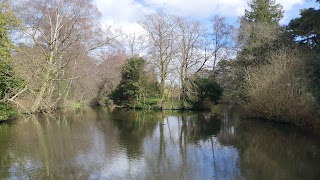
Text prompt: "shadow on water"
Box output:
[[235, 119, 320, 180], [0, 106, 319, 179]]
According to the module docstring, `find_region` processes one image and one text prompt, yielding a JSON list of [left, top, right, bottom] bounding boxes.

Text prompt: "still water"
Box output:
[[0, 106, 320, 179]]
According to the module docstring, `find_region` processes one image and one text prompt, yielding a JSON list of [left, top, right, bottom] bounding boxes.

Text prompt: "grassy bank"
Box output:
[[64, 101, 88, 110]]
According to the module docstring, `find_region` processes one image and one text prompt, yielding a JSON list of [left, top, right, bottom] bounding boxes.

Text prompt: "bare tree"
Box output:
[[12, 0, 116, 112], [93, 52, 127, 106], [123, 32, 148, 58], [175, 17, 203, 107], [210, 16, 235, 71], [139, 13, 177, 106]]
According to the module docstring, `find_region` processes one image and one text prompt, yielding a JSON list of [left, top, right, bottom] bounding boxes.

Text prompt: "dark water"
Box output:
[[0, 106, 320, 179]]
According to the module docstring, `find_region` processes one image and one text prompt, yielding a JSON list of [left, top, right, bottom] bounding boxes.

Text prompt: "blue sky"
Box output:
[[93, 0, 319, 34]]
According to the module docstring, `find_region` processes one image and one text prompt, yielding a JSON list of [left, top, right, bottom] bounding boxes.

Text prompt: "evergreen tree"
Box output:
[[288, 8, 320, 50], [232, 0, 284, 101], [287, 1, 320, 102], [238, 0, 284, 67], [110, 57, 160, 108], [0, 1, 19, 98], [245, 0, 283, 24]]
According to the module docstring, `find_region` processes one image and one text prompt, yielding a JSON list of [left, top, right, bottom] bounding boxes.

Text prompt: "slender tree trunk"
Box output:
[[64, 59, 77, 102], [160, 74, 165, 108], [31, 67, 51, 113], [180, 63, 185, 109]]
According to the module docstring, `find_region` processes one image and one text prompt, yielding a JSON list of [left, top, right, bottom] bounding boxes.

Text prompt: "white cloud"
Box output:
[[95, 0, 152, 23], [94, 0, 152, 34], [114, 22, 146, 35], [277, 0, 305, 24], [144, 0, 246, 18], [94, 0, 307, 34], [144, 0, 305, 20], [277, 0, 304, 11]]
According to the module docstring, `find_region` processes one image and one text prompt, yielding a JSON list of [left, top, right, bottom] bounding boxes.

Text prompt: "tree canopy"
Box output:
[[0, 1, 20, 120], [288, 8, 320, 50], [244, 0, 283, 24], [0, 1, 19, 99], [238, 0, 284, 68]]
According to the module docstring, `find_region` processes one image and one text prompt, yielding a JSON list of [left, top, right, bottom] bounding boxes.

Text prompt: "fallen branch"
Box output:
[[8, 85, 28, 101]]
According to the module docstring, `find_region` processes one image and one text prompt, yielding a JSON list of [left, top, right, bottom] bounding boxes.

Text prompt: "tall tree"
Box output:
[[0, 1, 20, 120], [139, 13, 177, 107], [210, 16, 235, 71], [12, 0, 114, 112], [238, 0, 283, 67], [175, 17, 203, 108], [245, 0, 283, 24], [287, 2, 320, 101], [124, 32, 148, 58], [0, 1, 19, 100], [92, 52, 127, 106], [288, 8, 320, 50], [229, 0, 284, 102]]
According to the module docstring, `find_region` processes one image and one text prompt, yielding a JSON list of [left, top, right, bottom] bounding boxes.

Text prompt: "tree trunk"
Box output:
[[160, 73, 166, 108], [31, 69, 51, 113]]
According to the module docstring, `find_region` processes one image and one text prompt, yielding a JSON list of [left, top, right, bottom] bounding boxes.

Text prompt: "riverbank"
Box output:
[[241, 103, 320, 133]]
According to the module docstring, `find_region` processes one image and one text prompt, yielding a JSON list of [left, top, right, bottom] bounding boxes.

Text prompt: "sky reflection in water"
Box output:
[[0, 106, 319, 179]]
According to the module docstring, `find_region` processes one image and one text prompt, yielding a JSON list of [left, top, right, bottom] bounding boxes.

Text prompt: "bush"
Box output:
[[243, 48, 317, 126], [0, 103, 16, 121], [134, 98, 161, 109], [110, 57, 160, 108], [194, 77, 223, 109]]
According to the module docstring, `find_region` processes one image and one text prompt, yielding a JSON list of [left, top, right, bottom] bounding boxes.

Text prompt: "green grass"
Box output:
[[65, 101, 87, 109]]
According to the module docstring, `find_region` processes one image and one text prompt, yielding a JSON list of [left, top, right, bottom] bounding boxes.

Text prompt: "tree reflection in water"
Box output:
[[0, 106, 319, 179]]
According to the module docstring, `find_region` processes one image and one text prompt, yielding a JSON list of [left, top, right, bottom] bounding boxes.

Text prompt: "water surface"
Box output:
[[0, 106, 320, 179]]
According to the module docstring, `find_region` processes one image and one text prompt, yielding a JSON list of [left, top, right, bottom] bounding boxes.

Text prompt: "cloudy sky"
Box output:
[[93, 0, 319, 34]]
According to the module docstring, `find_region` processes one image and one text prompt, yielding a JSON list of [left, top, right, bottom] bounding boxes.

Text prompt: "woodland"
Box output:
[[1, 0, 320, 130]]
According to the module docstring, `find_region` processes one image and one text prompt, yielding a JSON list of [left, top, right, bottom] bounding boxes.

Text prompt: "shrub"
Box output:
[[0, 103, 16, 121], [243, 48, 317, 126], [194, 77, 223, 109], [134, 98, 161, 109], [110, 57, 160, 108]]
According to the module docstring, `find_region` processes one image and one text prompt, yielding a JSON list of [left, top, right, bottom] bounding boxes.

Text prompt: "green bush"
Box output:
[[110, 57, 160, 108], [134, 98, 161, 109], [0, 103, 16, 121], [195, 77, 223, 108]]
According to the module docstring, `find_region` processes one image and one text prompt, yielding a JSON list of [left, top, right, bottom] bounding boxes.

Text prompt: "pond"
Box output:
[[0, 105, 320, 179]]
